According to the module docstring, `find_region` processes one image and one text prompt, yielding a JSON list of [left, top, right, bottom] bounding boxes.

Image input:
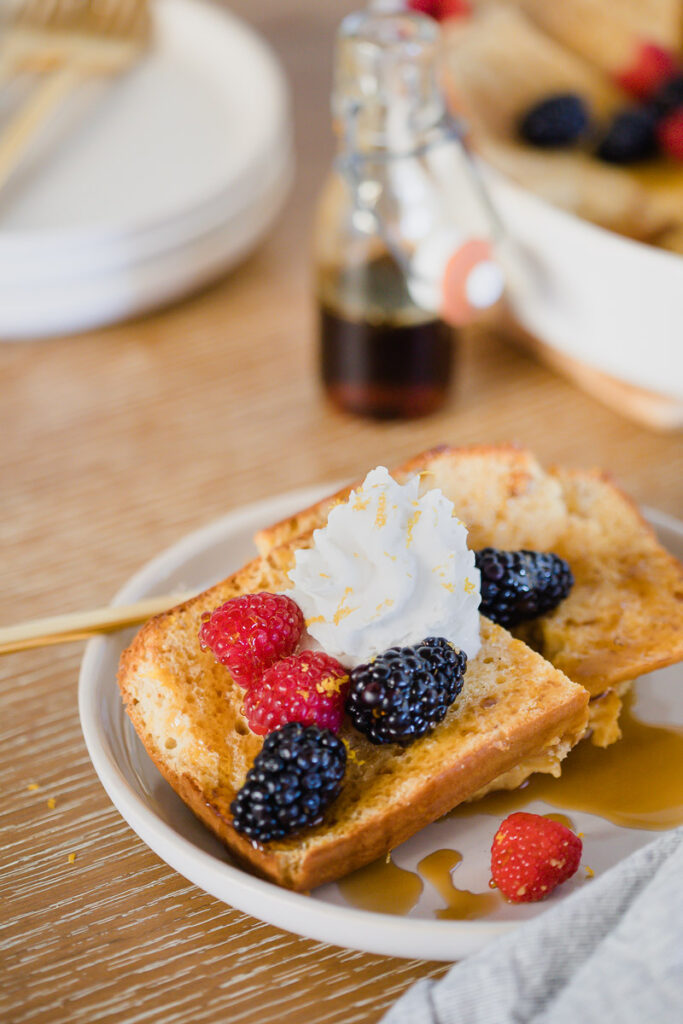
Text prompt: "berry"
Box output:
[[243, 651, 350, 736], [346, 637, 467, 746], [490, 811, 582, 902], [615, 43, 678, 100], [436, 0, 471, 19], [407, 0, 440, 15], [230, 723, 346, 843], [596, 107, 658, 164], [199, 593, 304, 688], [651, 73, 683, 116], [475, 548, 573, 628], [658, 109, 683, 161], [518, 94, 590, 148], [407, 0, 471, 20]]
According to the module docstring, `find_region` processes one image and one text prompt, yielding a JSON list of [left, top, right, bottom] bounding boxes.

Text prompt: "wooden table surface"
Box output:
[[1, 2, 682, 1022]]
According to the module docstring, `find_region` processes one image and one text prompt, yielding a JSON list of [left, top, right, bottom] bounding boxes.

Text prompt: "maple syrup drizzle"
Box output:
[[449, 692, 683, 830], [418, 849, 501, 920], [337, 854, 423, 915], [336, 695, 683, 918], [628, 161, 683, 195], [543, 813, 576, 831]]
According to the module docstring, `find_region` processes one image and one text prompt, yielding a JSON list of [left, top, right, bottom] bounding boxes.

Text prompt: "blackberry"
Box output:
[[346, 637, 467, 746], [475, 548, 573, 629], [230, 723, 346, 843], [519, 94, 590, 148], [652, 73, 683, 116], [596, 108, 658, 164]]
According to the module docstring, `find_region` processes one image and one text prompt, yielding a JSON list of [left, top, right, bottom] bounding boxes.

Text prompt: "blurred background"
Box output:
[[3, 0, 681, 630]]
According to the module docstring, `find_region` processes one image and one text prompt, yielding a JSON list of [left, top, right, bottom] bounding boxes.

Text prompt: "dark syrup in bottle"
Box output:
[[318, 254, 455, 419]]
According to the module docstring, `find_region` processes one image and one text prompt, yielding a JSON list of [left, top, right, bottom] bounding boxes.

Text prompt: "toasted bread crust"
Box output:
[[254, 443, 521, 556], [256, 446, 683, 697]]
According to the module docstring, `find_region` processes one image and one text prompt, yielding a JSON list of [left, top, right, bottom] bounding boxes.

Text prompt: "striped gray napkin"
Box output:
[[382, 828, 683, 1024]]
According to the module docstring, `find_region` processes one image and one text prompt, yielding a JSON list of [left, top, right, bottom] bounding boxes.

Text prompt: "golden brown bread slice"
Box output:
[[118, 478, 589, 892], [499, 0, 683, 69], [256, 445, 683, 700], [440, 3, 674, 240]]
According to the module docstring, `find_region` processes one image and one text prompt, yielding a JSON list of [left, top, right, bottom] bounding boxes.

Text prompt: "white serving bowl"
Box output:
[[484, 167, 683, 403]]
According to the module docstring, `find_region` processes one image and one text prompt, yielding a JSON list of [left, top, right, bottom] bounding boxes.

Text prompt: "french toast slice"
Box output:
[[256, 445, 683, 701], [118, 499, 589, 891], [440, 3, 674, 240]]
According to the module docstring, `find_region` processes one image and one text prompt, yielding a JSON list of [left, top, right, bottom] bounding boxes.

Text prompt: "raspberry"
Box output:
[[346, 637, 467, 746], [199, 593, 304, 688], [407, 0, 471, 21], [490, 811, 583, 903], [614, 43, 678, 100], [596, 108, 658, 164], [475, 548, 573, 628], [243, 651, 350, 736], [658, 109, 683, 161], [230, 723, 347, 843], [436, 0, 471, 19], [518, 94, 590, 148], [407, 0, 441, 15]]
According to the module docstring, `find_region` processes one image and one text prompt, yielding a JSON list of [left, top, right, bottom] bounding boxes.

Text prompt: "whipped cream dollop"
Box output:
[[284, 467, 481, 667]]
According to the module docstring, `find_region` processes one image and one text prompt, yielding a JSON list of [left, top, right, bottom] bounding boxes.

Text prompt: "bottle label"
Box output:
[[409, 230, 504, 326]]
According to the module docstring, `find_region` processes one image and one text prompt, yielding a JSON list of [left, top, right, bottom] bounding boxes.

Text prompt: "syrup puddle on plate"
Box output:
[[542, 812, 575, 831], [338, 848, 500, 920], [418, 849, 501, 920], [449, 692, 683, 831], [337, 854, 423, 915], [336, 692, 683, 919]]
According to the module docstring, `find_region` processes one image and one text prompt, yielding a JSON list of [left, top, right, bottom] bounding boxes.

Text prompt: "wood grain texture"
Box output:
[[1, 1, 682, 1021]]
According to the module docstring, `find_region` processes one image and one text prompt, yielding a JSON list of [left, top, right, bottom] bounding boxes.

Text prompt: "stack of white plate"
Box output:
[[0, 0, 293, 339]]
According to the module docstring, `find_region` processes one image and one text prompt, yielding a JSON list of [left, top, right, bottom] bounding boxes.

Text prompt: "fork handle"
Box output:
[[0, 62, 82, 192], [0, 591, 197, 655]]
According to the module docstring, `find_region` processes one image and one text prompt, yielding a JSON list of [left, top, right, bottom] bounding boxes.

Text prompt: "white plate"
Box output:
[[0, 0, 292, 337], [79, 488, 683, 961]]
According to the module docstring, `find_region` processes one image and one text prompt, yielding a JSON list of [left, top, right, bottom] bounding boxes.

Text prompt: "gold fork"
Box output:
[[0, 590, 196, 655], [0, 0, 151, 191]]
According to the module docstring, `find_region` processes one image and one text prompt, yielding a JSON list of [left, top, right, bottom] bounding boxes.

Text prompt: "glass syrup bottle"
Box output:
[[315, 9, 504, 419]]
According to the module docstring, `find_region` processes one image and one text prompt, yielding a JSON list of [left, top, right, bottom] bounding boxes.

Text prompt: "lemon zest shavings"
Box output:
[[315, 674, 349, 696], [374, 492, 387, 528], [406, 509, 422, 547], [333, 587, 358, 625], [305, 615, 325, 627], [342, 738, 365, 767]]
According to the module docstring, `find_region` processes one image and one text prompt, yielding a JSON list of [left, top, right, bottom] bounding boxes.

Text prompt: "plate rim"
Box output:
[[78, 487, 683, 961], [0, 0, 291, 253]]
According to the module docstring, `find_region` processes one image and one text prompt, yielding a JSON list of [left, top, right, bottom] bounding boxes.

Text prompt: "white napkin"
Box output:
[[382, 828, 683, 1024]]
